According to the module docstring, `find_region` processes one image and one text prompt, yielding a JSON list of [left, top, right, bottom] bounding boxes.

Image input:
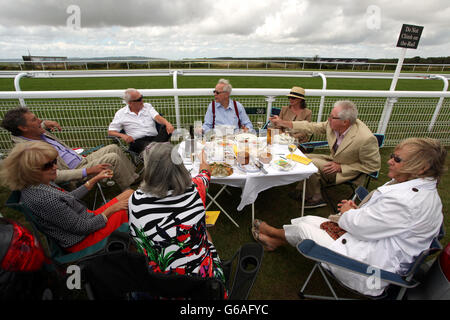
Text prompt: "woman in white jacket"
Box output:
[[252, 137, 447, 296]]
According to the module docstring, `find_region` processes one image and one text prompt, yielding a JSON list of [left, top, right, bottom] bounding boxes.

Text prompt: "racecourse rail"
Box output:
[[0, 86, 449, 154]]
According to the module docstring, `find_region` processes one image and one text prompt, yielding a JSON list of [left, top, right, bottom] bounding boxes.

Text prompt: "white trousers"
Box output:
[[283, 215, 335, 248]]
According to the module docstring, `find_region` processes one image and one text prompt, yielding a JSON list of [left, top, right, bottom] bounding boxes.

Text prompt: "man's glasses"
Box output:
[[390, 153, 403, 163], [42, 158, 57, 170], [328, 115, 342, 120], [129, 96, 143, 102], [213, 90, 225, 95]]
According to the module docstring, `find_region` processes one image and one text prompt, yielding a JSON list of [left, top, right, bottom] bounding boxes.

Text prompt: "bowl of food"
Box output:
[[235, 133, 257, 143], [209, 162, 234, 177], [270, 158, 295, 171], [274, 133, 295, 145], [258, 151, 272, 164]]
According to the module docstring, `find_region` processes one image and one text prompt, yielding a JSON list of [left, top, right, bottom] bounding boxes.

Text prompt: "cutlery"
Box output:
[[254, 161, 268, 174]]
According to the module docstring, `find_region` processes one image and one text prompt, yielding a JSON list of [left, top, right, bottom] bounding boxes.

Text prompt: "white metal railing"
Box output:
[[0, 88, 449, 154], [1, 58, 450, 73]]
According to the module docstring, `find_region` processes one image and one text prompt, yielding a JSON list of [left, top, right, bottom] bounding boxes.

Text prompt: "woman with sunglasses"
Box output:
[[274, 86, 312, 143], [0, 141, 134, 253], [251, 137, 446, 297]]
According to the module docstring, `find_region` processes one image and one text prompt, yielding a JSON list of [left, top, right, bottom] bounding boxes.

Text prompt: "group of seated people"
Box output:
[[0, 79, 447, 298]]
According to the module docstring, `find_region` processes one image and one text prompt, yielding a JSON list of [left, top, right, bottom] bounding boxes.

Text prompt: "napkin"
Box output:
[[206, 211, 220, 227], [286, 154, 312, 165]]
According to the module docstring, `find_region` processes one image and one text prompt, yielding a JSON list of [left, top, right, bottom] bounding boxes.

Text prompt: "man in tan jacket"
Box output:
[[270, 100, 381, 208], [1, 107, 138, 190]]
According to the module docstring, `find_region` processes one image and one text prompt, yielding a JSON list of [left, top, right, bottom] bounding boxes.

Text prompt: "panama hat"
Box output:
[[287, 86, 305, 100]]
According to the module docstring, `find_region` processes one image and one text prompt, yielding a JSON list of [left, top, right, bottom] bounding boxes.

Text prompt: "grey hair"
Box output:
[[140, 142, 192, 198], [218, 79, 232, 93], [335, 100, 358, 124], [123, 88, 139, 103]]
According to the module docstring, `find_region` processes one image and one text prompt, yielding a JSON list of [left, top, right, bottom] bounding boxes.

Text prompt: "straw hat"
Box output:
[[287, 86, 305, 100]]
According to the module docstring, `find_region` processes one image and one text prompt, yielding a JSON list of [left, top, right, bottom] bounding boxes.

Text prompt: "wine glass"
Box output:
[[288, 144, 297, 162]]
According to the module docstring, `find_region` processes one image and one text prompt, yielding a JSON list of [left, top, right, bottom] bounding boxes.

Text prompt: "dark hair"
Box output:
[[300, 99, 307, 109], [1, 107, 30, 136]]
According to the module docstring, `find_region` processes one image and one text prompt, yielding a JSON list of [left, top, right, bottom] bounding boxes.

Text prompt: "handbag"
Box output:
[[320, 221, 347, 240]]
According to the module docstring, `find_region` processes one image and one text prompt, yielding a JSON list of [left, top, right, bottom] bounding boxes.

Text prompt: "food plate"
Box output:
[[209, 162, 234, 177], [214, 139, 234, 147], [270, 158, 296, 171], [274, 133, 295, 145], [235, 133, 257, 143], [237, 162, 260, 173]]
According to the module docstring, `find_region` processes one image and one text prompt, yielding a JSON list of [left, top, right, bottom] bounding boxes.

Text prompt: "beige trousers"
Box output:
[[78, 144, 138, 190], [296, 154, 337, 199]]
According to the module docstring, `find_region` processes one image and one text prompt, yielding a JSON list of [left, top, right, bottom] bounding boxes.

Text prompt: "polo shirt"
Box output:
[[108, 103, 160, 139]]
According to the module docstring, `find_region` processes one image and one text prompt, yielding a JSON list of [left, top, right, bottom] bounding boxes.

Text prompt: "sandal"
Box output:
[[252, 219, 263, 231], [251, 227, 275, 251]]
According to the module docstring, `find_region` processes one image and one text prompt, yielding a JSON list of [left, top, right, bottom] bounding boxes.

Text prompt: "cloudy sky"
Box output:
[[0, 0, 449, 60]]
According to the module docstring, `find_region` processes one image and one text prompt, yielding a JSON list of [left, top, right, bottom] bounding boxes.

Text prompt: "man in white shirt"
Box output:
[[202, 79, 253, 133], [108, 88, 174, 154]]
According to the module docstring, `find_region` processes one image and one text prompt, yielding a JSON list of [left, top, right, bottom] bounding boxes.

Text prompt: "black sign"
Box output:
[[396, 24, 424, 49]]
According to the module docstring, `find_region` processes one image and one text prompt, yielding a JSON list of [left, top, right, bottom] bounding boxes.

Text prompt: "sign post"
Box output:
[[377, 24, 424, 134]]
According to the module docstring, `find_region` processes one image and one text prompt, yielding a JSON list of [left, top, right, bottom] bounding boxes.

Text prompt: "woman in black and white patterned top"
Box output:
[[128, 142, 226, 293], [0, 141, 134, 253]]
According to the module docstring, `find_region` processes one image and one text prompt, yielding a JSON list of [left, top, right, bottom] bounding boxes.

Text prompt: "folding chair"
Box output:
[[5, 190, 130, 266], [296, 229, 444, 300], [300, 133, 385, 213], [80, 242, 264, 300]]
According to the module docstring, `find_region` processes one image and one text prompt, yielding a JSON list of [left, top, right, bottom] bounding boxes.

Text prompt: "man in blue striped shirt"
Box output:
[[202, 79, 253, 133]]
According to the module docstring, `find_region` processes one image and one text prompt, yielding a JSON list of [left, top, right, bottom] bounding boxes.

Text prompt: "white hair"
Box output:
[[217, 79, 232, 93], [123, 88, 139, 102], [335, 100, 358, 124]]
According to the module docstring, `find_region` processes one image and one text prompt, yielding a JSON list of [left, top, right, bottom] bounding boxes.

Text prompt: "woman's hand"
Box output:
[[198, 149, 210, 173], [93, 169, 114, 183], [337, 199, 357, 214], [103, 198, 129, 218]]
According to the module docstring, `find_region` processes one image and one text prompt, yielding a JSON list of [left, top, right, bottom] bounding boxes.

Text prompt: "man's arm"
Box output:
[[202, 103, 213, 132], [154, 115, 174, 134], [107, 129, 135, 144], [269, 115, 293, 129], [340, 135, 381, 178], [237, 102, 253, 130]]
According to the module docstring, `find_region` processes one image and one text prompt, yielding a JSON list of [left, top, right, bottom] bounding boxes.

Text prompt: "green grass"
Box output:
[[0, 75, 446, 92], [0, 74, 449, 300]]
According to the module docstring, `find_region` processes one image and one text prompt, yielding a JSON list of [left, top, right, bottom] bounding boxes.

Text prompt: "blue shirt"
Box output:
[[202, 99, 253, 133], [20, 134, 87, 177]]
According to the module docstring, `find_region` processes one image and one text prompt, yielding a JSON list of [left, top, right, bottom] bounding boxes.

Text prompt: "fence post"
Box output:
[[378, 48, 406, 134], [172, 70, 181, 129], [14, 72, 29, 107], [428, 75, 449, 132], [313, 72, 327, 122], [265, 96, 276, 123]]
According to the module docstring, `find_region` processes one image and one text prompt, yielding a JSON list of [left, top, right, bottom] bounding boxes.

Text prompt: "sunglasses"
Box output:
[[328, 115, 342, 120], [213, 90, 225, 95], [42, 158, 57, 170], [129, 96, 143, 102], [390, 153, 403, 163]]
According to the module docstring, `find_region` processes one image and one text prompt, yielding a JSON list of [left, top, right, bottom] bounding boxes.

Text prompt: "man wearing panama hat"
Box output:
[[274, 86, 312, 143]]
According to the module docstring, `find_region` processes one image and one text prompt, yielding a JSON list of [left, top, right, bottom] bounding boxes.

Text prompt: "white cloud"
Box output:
[[0, 0, 448, 59]]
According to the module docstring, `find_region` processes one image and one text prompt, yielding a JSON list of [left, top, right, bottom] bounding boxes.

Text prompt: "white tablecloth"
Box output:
[[179, 140, 318, 211]]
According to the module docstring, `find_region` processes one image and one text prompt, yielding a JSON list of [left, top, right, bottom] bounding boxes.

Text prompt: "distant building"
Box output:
[[22, 55, 67, 69]]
